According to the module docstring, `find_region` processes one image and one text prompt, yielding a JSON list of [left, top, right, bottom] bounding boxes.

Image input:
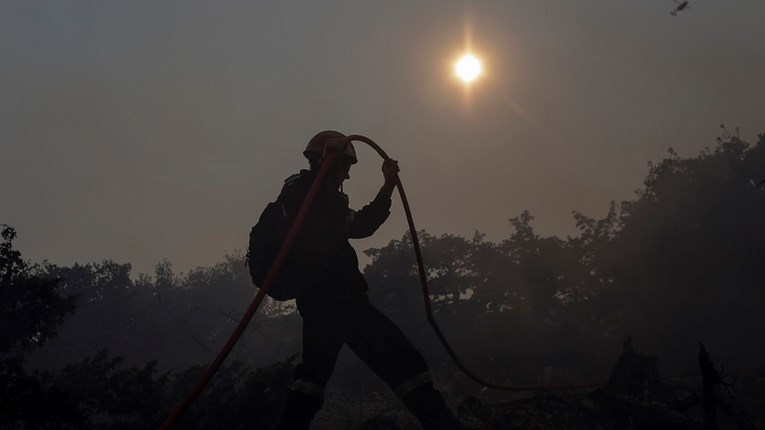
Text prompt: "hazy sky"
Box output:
[[2, 1, 764, 275]]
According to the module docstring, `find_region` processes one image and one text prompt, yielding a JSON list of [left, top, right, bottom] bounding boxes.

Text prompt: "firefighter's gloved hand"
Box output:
[[382, 159, 400, 186]]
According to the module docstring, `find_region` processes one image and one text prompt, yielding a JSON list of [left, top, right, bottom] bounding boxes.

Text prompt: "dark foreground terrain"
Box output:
[[350, 340, 764, 430]]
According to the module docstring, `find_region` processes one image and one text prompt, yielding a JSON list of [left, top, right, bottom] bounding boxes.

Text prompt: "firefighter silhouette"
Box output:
[[275, 131, 460, 429]]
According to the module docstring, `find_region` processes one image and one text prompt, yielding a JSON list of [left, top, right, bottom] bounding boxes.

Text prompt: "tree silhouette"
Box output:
[[0, 225, 75, 357]]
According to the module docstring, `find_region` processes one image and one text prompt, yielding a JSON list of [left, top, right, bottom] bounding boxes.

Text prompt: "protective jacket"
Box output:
[[277, 169, 391, 299]]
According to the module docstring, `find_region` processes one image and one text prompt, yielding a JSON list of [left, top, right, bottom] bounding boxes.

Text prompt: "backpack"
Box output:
[[247, 201, 301, 301]]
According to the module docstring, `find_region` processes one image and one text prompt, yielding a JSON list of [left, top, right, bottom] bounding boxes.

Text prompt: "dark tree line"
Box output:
[[1, 225, 294, 429], [2, 128, 764, 428]]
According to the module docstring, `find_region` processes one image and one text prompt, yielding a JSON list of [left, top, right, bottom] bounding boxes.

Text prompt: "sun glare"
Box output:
[[455, 54, 481, 83]]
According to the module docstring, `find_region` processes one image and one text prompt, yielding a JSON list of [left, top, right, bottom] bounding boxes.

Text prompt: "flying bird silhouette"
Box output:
[[670, 0, 690, 16]]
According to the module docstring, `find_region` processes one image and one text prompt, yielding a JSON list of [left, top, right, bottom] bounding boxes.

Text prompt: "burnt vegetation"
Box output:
[[2, 129, 765, 429]]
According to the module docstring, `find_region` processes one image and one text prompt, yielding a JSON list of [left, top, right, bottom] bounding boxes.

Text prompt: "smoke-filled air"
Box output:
[[2, 1, 764, 429]]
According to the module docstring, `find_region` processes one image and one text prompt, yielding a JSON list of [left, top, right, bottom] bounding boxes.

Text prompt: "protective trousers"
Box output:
[[277, 293, 458, 429]]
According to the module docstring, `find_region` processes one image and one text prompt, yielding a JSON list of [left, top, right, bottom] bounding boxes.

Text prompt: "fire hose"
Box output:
[[159, 134, 601, 429]]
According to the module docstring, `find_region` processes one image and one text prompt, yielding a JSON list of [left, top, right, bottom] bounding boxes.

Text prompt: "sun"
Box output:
[[455, 54, 481, 83]]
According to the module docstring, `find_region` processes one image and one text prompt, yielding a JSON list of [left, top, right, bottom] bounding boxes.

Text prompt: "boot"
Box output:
[[401, 383, 461, 430], [276, 390, 323, 430]]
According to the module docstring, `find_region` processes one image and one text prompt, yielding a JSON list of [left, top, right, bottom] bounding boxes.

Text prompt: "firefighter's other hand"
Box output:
[[382, 159, 400, 185]]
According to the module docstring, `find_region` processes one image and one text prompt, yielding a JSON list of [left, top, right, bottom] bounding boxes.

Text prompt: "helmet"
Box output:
[[304, 130, 358, 165]]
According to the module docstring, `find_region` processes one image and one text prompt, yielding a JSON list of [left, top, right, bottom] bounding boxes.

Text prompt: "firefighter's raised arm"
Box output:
[[348, 159, 399, 239]]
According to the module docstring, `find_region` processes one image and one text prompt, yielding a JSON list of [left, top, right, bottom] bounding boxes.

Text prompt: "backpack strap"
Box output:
[[284, 173, 301, 186]]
